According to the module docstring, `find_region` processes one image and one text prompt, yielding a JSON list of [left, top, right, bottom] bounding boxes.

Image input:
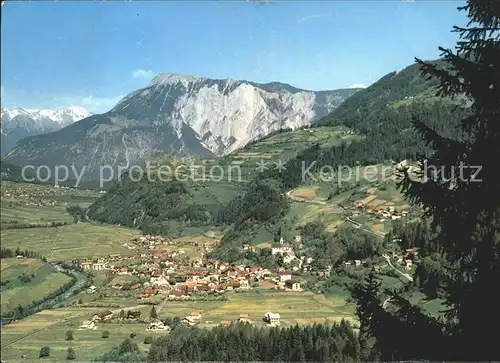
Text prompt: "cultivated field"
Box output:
[[1, 181, 99, 227], [0, 307, 151, 362], [0, 223, 140, 261], [158, 290, 356, 327], [0, 259, 72, 313], [0, 202, 74, 225], [0, 288, 357, 362]]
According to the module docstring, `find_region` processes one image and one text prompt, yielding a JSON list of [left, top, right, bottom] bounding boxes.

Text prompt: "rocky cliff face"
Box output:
[[5, 73, 359, 176], [113, 73, 358, 154]]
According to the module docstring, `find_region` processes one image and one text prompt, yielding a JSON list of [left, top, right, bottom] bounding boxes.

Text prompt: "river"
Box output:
[[17, 263, 89, 314]]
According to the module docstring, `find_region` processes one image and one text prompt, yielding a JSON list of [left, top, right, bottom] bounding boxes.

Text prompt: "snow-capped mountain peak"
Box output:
[[1, 106, 91, 126], [1, 106, 92, 156]]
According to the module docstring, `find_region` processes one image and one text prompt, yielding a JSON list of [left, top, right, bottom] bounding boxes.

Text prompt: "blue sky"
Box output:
[[1, 0, 468, 113]]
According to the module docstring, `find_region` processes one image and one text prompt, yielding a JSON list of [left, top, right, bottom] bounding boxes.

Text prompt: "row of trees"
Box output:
[[0, 248, 44, 259], [96, 322, 364, 362], [1, 221, 69, 230]]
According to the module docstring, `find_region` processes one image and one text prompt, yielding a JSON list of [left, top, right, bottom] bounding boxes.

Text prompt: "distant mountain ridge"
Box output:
[[5, 73, 360, 176], [1, 106, 91, 155]]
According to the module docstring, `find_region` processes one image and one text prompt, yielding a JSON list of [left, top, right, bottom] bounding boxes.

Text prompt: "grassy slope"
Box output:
[[1, 181, 99, 227], [0, 308, 151, 362], [0, 223, 140, 261], [0, 290, 356, 362], [0, 259, 72, 312], [226, 126, 363, 180]]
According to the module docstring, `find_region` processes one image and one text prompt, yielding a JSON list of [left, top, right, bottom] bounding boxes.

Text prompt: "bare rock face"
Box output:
[[5, 73, 360, 176]]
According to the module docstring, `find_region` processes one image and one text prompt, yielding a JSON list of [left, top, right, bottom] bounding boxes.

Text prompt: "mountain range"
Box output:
[[1, 106, 91, 155], [4, 74, 360, 175]]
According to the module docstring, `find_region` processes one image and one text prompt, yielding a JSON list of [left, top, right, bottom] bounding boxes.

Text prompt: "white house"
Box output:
[[271, 243, 293, 256], [189, 311, 202, 320], [79, 320, 96, 330], [278, 272, 292, 282], [146, 320, 171, 331], [264, 312, 280, 325]]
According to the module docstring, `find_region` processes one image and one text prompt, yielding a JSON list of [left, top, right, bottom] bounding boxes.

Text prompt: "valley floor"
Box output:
[[0, 175, 438, 362]]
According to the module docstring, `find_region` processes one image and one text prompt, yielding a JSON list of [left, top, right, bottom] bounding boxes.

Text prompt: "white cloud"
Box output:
[[298, 13, 332, 24], [348, 84, 367, 89], [54, 94, 125, 114], [132, 69, 155, 79]]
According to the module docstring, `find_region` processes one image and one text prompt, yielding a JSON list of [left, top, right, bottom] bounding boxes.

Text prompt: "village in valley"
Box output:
[[75, 233, 313, 330], [0, 168, 423, 361], [72, 224, 419, 333]]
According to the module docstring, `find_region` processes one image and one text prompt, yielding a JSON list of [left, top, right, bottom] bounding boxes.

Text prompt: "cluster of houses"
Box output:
[[1, 183, 98, 208], [78, 310, 114, 330], [353, 201, 409, 222], [392, 247, 418, 271], [132, 235, 170, 249], [75, 237, 307, 300], [78, 308, 283, 332], [182, 311, 280, 327], [122, 264, 303, 300], [246, 238, 315, 272]]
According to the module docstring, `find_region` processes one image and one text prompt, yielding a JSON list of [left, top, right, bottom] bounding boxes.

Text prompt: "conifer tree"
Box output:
[[150, 305, 158, 320], [352, 1, 499, 360], [401, 0, 500, 359]]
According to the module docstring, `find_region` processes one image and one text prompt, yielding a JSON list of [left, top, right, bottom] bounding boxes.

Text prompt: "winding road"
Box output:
[[382, 254, 413, 282]]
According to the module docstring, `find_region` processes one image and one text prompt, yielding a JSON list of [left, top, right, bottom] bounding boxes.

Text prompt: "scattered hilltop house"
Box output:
[[219, 320, 232, 327], [271, 243, 293, 256], [354, 201, 364, 208], [146, 320, 171, 331], [79, 320, 96, 330], [87, 285, 96, 294], [264, 312, 280, 326], [238, 314, 251, 323], [93, 310, 113, 321], [284, 280, 302, 291]]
